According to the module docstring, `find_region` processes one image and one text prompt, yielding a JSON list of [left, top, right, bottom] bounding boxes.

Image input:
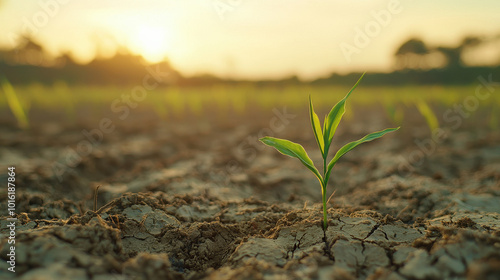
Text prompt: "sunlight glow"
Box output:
[[129, 25, 171, 63], [0, 1, 498, 78]]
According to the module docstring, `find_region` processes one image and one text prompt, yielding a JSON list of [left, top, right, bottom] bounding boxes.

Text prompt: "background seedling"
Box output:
[[416, 99, 439, 133], [94, 185, 101, 212], [260, 74, 399, 230], [386, 103, 404, 126], [1, 76, 30, 129]]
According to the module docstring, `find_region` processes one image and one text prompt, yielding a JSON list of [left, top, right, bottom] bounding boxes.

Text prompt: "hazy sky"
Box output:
[[0, 0, 499, 80]]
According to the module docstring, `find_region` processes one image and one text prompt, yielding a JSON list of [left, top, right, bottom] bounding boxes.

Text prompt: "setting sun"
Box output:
[[129, 25, 171, 63]]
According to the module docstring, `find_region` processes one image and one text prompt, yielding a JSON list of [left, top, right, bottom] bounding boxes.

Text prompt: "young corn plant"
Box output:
[[1, 76, 30, 129], [260, 74, 399, 230]]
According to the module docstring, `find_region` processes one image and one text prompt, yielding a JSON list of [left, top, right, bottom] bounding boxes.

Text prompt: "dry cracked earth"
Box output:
[[0, 105, 499, 279]]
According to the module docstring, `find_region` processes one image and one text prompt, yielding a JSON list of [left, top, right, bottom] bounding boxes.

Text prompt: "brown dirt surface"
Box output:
[[1, 103, 499, 279]]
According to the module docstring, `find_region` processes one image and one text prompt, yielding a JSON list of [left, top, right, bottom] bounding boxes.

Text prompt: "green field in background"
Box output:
[[0, 83, 498, 128]]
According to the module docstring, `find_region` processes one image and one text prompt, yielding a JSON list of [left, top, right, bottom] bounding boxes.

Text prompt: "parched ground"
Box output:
[[0, 103, 499, 279]]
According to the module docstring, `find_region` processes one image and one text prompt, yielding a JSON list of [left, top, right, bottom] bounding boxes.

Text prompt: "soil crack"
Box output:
[[290, 238, 301, 259], [322, 228, 335, 261], [361, 241, 366, 254], [364, 224, 380, 240]]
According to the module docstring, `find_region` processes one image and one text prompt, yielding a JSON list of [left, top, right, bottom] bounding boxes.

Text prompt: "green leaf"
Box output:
[[416, 99, 439, 133], [309, 95, 324, 155], [1, 77, 29, 129], [324, 127, 399, 183], [322, 73, 365, 157], [260, 136, 323, 183]]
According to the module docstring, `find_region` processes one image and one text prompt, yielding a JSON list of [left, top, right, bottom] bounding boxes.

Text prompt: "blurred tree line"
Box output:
[[0, 35, 498, 86], [314, 35, 500, 86], [0, 37, 183, 86]]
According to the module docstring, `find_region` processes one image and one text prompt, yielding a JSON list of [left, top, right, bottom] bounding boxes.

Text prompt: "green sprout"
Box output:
[[416, 99, 439, 133], [259, 74, 399, 230], [1, 77, 29, 129]]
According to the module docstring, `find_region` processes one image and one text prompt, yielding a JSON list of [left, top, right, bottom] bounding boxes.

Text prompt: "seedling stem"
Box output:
[[260, 74, 399, 230]]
